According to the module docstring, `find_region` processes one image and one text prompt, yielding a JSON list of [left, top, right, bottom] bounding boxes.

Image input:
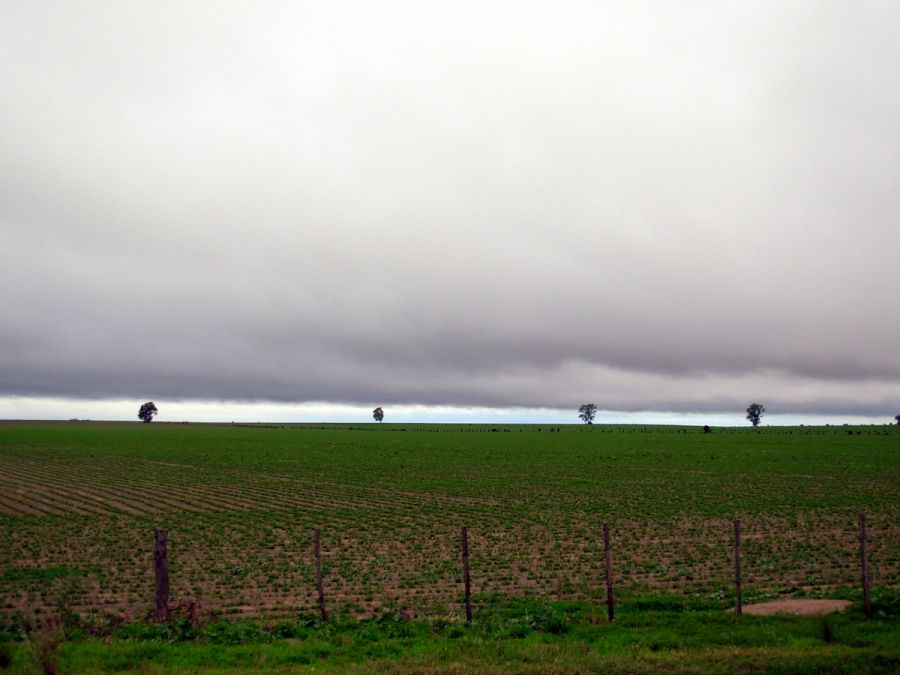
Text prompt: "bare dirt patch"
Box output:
[[741, 599, 852, 616]]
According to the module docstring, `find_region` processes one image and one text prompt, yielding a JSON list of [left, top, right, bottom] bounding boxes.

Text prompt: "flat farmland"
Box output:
[[1, 421, 898, 621]]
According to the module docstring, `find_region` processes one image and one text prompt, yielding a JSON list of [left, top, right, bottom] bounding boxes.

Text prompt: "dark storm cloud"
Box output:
[[1, 1, 898, 417]]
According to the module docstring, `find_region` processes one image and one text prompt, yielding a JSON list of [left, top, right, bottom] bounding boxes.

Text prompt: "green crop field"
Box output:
[[1, 421, 899, 672], [2, 421, 898, 623]]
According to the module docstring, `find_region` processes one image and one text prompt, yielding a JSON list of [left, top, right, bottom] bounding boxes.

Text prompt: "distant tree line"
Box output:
[[135, 400, 899, 427], [575, 402, 771, 428]]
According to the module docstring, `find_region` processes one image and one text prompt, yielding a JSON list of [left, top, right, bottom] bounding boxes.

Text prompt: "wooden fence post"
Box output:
[[153, 529, 169, 622], [603, 523, 615, 622], [461, 526, 472, 623], [314, 528, 328, 622], [859, 515, 872, 619], [733, 519, 742, 616]]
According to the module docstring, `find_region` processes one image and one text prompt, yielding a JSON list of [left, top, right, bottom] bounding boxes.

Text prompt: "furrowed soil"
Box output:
[[1, 421, 898, 622]]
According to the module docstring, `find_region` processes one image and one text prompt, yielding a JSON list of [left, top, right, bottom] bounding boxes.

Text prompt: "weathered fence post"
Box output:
[[153, 529, 169, 622], [461, 526, 472, 623], [603, 523, 614, 622], [733, 519, 742, 616], [859, 515, 872, 619], [314, 528, 328, 622]]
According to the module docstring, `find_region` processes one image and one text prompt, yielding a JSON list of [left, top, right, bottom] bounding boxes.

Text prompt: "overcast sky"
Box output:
[[2, 2, 898, 423]]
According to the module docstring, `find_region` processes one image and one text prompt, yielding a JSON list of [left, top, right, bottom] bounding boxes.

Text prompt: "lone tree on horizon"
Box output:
[[578, 403, 597, 425], [746, 402, 765, 427], [895, 413, 900, 425], [138, 401, 158, 423], [373, 407, 384, 423]]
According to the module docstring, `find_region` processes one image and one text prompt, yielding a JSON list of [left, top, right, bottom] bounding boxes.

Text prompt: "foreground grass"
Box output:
[[1, 595, 898, 673]]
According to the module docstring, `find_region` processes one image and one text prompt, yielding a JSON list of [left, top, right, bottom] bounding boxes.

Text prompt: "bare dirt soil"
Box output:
[[741, 598, 853, 615]]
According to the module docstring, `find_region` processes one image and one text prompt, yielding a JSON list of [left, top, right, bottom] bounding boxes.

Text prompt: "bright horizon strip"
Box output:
[[0, 396, 891, 427]]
